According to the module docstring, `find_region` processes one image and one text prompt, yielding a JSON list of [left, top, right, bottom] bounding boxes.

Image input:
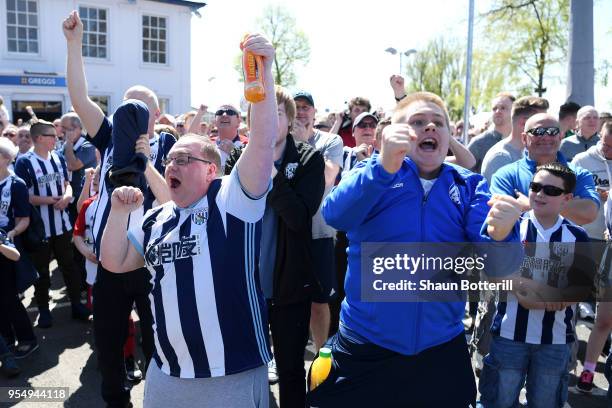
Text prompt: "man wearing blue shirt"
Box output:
[[491, 113, 599, 225]]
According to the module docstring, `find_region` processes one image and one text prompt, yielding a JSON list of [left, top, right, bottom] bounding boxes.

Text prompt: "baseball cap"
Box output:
[[352, 112, 379, 130], [293, 91, 315, 107]]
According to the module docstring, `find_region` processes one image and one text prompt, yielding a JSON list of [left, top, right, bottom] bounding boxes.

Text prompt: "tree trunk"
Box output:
[[566, 0, 594, 105]]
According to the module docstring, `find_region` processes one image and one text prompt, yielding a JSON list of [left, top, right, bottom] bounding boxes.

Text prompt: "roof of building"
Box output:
[[150, 0, 206, 10]]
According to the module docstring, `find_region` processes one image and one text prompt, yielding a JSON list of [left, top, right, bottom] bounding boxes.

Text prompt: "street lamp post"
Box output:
[[385, 47, 417, 75]]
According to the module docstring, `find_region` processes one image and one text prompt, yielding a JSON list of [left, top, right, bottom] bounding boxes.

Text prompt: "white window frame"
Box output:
[[79, 4, 110, 61], [6, 0, 40, 56], [141, 13, 169, 67], [89, 94, 111, 116]]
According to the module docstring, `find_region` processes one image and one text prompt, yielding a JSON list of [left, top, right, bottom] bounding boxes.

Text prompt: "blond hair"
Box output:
[[392, 92, 450, 129]]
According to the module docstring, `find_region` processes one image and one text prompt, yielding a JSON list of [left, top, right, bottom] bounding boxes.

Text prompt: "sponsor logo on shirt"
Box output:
[[145, 234, 201, 266], [37, 173, 63, 187]]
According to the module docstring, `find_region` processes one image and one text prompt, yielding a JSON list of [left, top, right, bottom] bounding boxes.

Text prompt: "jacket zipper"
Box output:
[[413, 177, 430, 354]]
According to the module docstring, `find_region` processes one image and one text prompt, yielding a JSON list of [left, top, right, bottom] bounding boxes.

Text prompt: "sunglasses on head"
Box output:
[[355, 121, 377, 129], [529, 182, 566, 196], [526, 127, 560, 137], [215, 109, 238, 117]]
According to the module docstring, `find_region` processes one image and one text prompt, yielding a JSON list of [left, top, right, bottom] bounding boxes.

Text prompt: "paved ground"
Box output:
[[1, 264, 610, 407]]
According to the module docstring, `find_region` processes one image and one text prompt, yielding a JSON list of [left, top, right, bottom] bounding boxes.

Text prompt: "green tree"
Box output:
[[235, 5, 310, 87], [483, 0, 570, 96], [404, 37, 510, 121]]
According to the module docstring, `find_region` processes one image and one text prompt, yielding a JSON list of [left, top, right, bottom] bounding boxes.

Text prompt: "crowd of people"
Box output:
[[0, 9, 611, 408]]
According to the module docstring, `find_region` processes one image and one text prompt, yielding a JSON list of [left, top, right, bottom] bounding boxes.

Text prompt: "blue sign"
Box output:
[[0, 75, 66, 87]]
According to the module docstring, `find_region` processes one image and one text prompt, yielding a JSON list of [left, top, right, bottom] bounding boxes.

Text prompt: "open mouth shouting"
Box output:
[[168, 175, 182, 189], [418, 137, 438, 152]]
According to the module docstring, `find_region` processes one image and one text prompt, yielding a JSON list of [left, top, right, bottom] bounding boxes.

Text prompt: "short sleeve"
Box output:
[[73, 198, 93, 237], [216, 167, 269, 223], [11, 178, 29, 218], [77, 143, 98, 169], [87, 117, 112, 152], [572, 165, 600, 207], [323, 133, 344, 168], [127, 212, 146, 256], [14, 158, 33, 189], [490, 164, 517, 196]]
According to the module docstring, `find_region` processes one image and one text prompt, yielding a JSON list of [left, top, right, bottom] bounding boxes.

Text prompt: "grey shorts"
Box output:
[[143, 363, 268, 408]]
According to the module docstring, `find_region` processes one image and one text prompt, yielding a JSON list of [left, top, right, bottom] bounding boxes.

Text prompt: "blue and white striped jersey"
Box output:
[[128, 169, 272, 378], [88, 118, 175, 256], [15, 150, 71, 237], [491, 211, 592, 344], [0, 174, 29, 232]]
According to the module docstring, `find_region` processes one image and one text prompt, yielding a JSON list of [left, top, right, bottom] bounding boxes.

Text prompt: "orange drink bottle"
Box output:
[[241, 34, 266, 103], [309, 347, 332, 391]]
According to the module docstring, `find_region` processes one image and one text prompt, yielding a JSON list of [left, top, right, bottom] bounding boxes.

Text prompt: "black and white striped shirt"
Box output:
[[88, 118, 175, 255], [127, 169, 272, 378], [491, 212, 592, 344], [15, 150, 71, 237]]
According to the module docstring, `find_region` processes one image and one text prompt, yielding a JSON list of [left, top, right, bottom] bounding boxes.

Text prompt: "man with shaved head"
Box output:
[[560, 106, 600, 162], [212, 103, 248, 168], [491, 113, 599, 226]]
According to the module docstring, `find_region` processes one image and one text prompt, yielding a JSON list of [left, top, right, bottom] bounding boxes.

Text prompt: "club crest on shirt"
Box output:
[[191, 208, 208, 225], [285, 162, 298, 180], [448, 184, 461, 206]]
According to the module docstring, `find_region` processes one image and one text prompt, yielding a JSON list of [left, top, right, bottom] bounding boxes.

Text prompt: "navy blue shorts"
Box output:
[[306, 328, 476, 408]]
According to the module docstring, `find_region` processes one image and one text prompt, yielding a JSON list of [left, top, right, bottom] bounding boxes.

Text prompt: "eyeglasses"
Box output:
[[163, 155, 212, 166], [529, 182, 566, 196], [526, 127, 560, 137], [40, 133, 57, 138], [355, 121, 377, 129], [215, 109, 238, 117]]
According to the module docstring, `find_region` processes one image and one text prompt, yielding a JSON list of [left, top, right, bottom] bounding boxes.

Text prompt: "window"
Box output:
[[158, 98, 169, 114], [6, 0, 39, 54], [90, 95, 109, 115], [79, 6, 108, 59], [142, 15, 167, 64]]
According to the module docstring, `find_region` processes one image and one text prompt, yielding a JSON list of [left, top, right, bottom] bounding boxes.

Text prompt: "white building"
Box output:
[[0, 0, 205, 123]]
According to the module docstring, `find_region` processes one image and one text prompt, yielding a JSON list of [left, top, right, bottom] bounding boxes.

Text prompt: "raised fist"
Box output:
[[63, 10, 83, 42]]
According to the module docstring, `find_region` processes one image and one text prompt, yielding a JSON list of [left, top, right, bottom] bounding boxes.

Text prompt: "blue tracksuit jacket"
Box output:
[[322, 154, 522, 355]]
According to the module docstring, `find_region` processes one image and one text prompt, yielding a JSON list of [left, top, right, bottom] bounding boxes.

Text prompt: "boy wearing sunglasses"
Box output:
[[480, 162, 595, 408], [491, 113, 599, 227]]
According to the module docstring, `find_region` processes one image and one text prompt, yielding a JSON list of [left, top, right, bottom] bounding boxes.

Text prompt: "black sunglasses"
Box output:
[[215, 109, 238, 117], [526, 127, 560, 137], [529, 182, 566, 196]]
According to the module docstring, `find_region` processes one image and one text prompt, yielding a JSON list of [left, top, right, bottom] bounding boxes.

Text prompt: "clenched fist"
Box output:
[[63, 10, 83, 43], [380, 124, 417, 174], [111, 186, 144, 214], [486, 194, 522, 241]]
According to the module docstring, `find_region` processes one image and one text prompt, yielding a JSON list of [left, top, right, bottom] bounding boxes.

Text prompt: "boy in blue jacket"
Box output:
[[309, 92, 523, 407]]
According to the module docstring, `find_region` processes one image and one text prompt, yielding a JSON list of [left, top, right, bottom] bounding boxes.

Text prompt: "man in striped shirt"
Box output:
[[480, 163, 594, 408], [14, 120, 90, 328], [99, 34, 277, 408], [64, 10, 174, 407]]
